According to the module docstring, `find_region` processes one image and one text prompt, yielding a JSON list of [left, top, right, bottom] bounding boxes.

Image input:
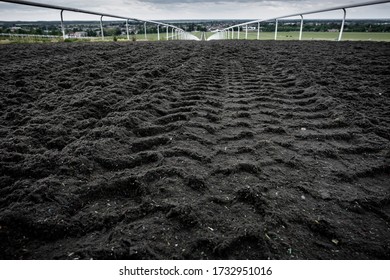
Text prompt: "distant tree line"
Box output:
[[235, 22, 390, 32], [0, 25, 164, 37], [185, 23, 207, 32], [1, 21, 389, 36]]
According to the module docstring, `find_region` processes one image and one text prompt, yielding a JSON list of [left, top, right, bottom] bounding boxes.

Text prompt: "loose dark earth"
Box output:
[[0, 41, 389, 260]]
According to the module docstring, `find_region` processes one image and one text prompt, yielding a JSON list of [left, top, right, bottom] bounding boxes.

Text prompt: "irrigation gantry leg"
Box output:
[[338, 8, 347, 41], [166, 26, 169, 40], [299, 15, 304, 41], [100, 15, 104, 40], [237, 26, 240, 39], [172, 28, 174, 40], [245, 24, 248, 40], [126, 19, 130, 41], [231, 28, 234, 39], [257, 22, 260, 40], [60, 10, 65, 40], [157, 25, 160, 41], [144, 22, 147, 40], [274, 19, 278, 40]]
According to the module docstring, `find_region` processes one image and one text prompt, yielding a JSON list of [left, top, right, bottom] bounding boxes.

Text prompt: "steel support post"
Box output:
[[299, 15, 304, 40], [157, 25, 160, 41], [126, 19, 130, 41], [144, 22, 147, 40], [274, 19, 278, 40], [257, 22, 260, 40], [231, 28, 234, 39], [237, 26, 240, 39], [100, 15, 104, 40], [166, 26, 169, 40], [172, 28, 174, 39], [60, 10, 65, 40], [245, 25, 248, 40], [338, 8, 347, 41]]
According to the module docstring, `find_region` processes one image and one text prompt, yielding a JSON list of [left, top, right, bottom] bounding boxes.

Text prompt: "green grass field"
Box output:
[[1, 31, 389, 44], [206, 31, 390, 41], [0, 33, 175, 44]]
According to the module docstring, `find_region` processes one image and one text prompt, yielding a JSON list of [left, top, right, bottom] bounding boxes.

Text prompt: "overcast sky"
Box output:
[[0, 0, 389, 21]]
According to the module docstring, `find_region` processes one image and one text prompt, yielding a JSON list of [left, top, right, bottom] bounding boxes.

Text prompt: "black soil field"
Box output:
[[0, 41, 389, 260]]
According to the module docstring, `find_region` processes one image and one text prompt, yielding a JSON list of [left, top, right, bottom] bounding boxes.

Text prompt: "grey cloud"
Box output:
[[134, 0, 305, 3], [0, 0, 115, 11]]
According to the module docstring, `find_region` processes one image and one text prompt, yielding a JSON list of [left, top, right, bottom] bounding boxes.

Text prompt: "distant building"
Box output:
[[74, 31, 87, 37], [10, 27, 22, 32], [67, 31, 87, 38]]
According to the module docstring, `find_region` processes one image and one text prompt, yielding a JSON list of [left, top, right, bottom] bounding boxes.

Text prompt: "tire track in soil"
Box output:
[[0, 41, 389, 260]]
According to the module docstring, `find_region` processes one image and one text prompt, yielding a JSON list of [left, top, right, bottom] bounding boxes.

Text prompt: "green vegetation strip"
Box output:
[[207, 31, 390, 41], [1, 31, 390, 44]]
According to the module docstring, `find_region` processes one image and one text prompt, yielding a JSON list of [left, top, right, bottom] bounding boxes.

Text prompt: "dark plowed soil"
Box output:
[[0, 41, 389, 260]]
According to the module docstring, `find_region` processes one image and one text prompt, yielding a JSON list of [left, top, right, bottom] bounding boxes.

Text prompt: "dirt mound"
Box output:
[[0, 41, 389, 259]]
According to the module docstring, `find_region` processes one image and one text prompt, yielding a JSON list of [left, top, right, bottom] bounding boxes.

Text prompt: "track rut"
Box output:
[[0, 41, 389, 260]]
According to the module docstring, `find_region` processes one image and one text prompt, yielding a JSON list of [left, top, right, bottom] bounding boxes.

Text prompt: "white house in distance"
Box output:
[[66, 31, 88, 38], [211, 26, 257, 32]]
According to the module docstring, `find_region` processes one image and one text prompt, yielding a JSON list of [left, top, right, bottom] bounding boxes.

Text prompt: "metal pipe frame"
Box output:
[[157, 25, 160, 41], [274, 19, 278, 40], [299, 15, 304, 41], [144, 22, 147, 40], [0, 0, 198, 40], [60, 10, 65, 40], [257, 22, 260, 40], [126, 19, 130, 41], [338, 8, 347, 41], [166, 26, 169, 40], [100, 15, 104, 40], [223, 0, 390, 35], [245, 24, 248, 40]]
